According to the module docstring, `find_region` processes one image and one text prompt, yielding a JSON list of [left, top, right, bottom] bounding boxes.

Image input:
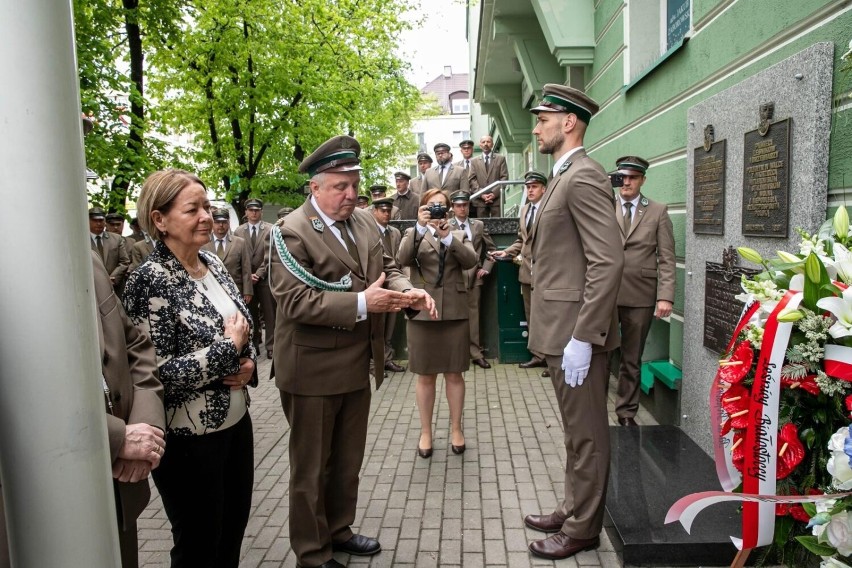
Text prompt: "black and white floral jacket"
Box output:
[[123, 241, 256, 437]]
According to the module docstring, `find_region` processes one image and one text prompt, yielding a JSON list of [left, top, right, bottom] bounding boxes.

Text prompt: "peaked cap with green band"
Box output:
[[523, 170, 548, 185], [299, 135, 362, 176], [530, 83, 600, 124], [615, 155, 650, 175]]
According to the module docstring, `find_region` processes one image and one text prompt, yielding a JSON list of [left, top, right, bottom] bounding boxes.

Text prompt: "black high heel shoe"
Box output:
[[417, 446, 433, 458], [451, 443, 466, 455]]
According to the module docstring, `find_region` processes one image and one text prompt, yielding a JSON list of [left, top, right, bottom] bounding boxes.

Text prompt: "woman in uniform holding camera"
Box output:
[[397, 188, 478, 458]]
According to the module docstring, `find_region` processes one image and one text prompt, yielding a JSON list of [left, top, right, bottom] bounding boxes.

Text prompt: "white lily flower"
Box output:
[[790, 273, 805, 291], [834, 244, 852, 284], [817, 287, 852, 338]]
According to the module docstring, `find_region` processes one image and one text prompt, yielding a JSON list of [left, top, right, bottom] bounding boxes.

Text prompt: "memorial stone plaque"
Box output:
[[703, 259, 758, 354], [741, 112, 791, 238], [693, 136, 726, 235]]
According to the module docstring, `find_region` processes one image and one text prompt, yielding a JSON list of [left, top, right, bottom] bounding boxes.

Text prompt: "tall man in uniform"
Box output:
[[455, 139, 475, 171], [372, 196, 405, 373], [613, 156, 675, 426], [492, 171, 549, 376], [392, 171, 420, 220], [522, 84, 624, 560], [469, 134, 509, 218], [409, 153, 432, 196], [448, 190, 496, 369], [203, 208, 254, 305], [269, 136, 435, 568], [234, 199, 276, 359], [89, 207, 131, 291], [424, 143, 469, 194]]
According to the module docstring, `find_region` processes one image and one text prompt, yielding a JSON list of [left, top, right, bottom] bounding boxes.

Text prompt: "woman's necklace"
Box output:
[[186, 262, 208, 290]]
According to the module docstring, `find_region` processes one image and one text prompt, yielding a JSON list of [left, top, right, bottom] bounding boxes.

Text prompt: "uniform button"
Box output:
[[114, 392, 122, 402], [600, 332, 606, 336]]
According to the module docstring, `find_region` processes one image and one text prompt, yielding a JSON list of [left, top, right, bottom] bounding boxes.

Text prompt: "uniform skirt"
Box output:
[[407, 318, 470, 375]]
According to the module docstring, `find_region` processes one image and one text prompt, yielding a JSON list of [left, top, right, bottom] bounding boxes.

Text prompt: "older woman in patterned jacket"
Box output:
[[123, 169, 256, 568]]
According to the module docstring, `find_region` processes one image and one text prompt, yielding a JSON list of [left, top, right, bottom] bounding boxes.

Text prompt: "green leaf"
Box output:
[[801, 428, 817, 450], [795, 535, 838, 557], [738, 247, 764, 265], [802, 501, 818, 517]]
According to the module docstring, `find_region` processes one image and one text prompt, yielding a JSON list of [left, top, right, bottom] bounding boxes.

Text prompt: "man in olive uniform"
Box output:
[[424, 143, 469, 194], [369, 184, 401, 220], [269, 135, 435, 568], [455, 139, 475, 172], [468, 135, 509, 218], [409, 153, 432, 196], [89, 207, 131, 291], [447, 190, 496, 369], [372, 196, 405, 373], [203, 208, 254, 304], [234, 199, 276, 359], [392, 171, 420, 220], [613, 156, 675, 426]]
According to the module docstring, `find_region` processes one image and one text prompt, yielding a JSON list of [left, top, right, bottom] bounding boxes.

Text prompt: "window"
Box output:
[[416, 132, 426, 153], [452, 130, 471, 144], [625, 0, 690, 85], [452, 98, 470, 114]]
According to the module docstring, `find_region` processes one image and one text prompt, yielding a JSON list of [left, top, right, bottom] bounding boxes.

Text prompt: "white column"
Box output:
[[0, 1, 121, 566]]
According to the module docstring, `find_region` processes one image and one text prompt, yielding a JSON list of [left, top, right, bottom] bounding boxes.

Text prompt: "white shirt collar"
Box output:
[[619, 194, 641, 208], [375, 221, 387, 234], [551, 146, 584, 178]]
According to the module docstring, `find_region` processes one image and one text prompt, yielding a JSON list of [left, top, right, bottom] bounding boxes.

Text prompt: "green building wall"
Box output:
[[471, 0, 852, 411]]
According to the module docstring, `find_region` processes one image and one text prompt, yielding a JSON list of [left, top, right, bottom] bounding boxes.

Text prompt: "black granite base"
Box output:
[[606, 425, 754, 566]]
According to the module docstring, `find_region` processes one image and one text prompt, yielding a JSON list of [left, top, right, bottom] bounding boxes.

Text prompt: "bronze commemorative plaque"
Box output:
[[741, 117, 791, 238], [693, 138, 726, 235], [703, 249, 759, 353]]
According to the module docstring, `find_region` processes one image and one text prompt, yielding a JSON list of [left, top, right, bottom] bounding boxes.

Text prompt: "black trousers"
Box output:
[[153, 412, 254, 568]]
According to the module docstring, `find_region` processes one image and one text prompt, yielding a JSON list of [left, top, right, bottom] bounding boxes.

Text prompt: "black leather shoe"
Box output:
[[267, 350, 273, 359], [472, 358, 491, 369], [297, 561, 344, 568], [541, 370, 550, 378], [618, 417, 638, 426], [332, 534, 381, 556], [418, 446, 433, 459], [529, 533, 599, 560], [519, 357, 547, 369], [524, 512, 567, 533], [451, 443, 466, 455], [384, 361, 405, 373]]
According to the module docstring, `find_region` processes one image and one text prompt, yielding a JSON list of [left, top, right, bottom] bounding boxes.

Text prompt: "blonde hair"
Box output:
[[137, 169, 206, 241], [420, 188, 449, 207]]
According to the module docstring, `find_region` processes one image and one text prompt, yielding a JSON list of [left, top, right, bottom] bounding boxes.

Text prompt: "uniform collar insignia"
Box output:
[[640, 196, 649, 207], [558, 161, 572, 175], [310, 217, 324, 232]]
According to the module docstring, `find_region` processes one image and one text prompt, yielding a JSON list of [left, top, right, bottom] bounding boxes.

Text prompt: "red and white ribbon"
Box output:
[[825, 344, 852, 383]]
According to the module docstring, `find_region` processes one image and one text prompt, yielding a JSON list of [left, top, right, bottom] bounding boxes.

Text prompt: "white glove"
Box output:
[[562, 337, 592, 387]]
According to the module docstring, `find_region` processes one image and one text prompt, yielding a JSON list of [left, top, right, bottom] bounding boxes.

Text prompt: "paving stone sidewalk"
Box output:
[[136, 357, 698, 568]]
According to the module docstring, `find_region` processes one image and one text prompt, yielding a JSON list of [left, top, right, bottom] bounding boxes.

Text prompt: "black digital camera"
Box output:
[[609, 172, 624, 188], [427, 204, 448, 220]]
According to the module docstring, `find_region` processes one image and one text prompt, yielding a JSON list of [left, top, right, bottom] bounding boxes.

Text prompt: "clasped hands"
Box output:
[[366, 273, 438, 319], [113, 423, 165, 483]]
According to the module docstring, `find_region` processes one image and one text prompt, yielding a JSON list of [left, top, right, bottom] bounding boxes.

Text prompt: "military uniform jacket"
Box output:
[[397, 228, 477, 321], [449, 217, 496, 289], [92, 252, 164, 531], [92, 231, 131, 284], [468, 153, 509, 193], [501, 201, 536, 285], [202, 234, 254, 297], [392, 189, 421, 220], [423, 163, 470, 194], [528, 149, 624, 357], [130, 237, 155, 273], [269, 203, 414, 395], [615, 195, 676, 308], [234, 221, 273, 279], [377, 224, 402, 268]]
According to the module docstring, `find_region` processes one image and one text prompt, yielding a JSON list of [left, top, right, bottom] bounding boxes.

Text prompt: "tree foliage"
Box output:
[[148, 0, 421, 215], [74, 0, 183, 211]]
